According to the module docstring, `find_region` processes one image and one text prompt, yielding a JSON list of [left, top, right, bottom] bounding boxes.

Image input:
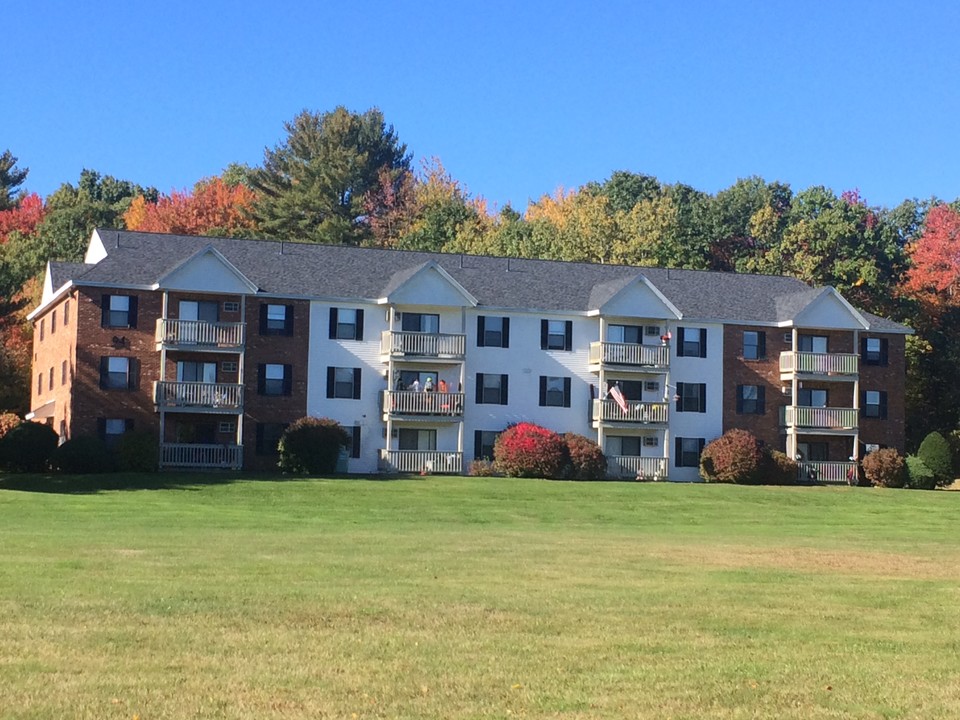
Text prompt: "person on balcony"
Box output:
[[438, 378, 448, 394], [424, 376, 434, 392], [410, 378, 420, 393]]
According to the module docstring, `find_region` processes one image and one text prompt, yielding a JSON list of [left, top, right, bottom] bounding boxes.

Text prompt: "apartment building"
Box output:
[[28, 229, 910, 482]]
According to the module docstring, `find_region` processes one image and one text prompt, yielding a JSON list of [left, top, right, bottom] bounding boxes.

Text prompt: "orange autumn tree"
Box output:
[[902, 204, 960, 320], [124, 177, 258, 237]]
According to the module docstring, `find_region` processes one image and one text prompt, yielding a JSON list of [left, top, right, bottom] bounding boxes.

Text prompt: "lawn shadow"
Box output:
[[0, 471, 241, 494]]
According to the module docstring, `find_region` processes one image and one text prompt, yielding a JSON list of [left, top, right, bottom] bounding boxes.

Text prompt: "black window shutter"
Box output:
[[502, 317, 510, 348], [477, 316, 486, 347], [282, 364, 293, 395], [351, 426, 361, 458], [284, 306, 294, 336], [501, 375, 509, 405], [699, 329, 707, 358], [698, 438, 705, 457], [352, 368, 361, 399], [880, 391, 888, 419], [257, 364, 266, 394], [326, 367, 335, 398], [676, 382, 684, 412], [355, 309, 364, 341], [99, 357, 108, 389], [475, 373, 485, 404], [736, 385, 744, 414], [758, 332, 766, 359], [675, 437, 682, 467], [128, 358, 140, 390], [474, 430, 483, 460], [563, 377, 572, 407], [128, 296, 138, 329], [860, 337, 867, 360], [860, 389, 865, 412], [540, 320, 548, 350], [329, 308, 338, 339], [699, 383, 706, 413], [564, 321, 573, 351], [677, 327, 686, 357], [880, 339, 888, 365], [539, 376, 547, 406], [97, 417, 106, 440], [259, 304, 268, 335], [101, 295, 110, 327], [125, 419, 135, 432], [758, 386, 766, 414]]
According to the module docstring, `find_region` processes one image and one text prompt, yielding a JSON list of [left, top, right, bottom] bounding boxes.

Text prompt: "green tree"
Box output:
[[250, 107, 412, 245], [0, 151, 29, 211]]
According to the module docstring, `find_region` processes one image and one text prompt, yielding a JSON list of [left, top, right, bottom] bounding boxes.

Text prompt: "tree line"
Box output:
[[1, 107, 957, 447]]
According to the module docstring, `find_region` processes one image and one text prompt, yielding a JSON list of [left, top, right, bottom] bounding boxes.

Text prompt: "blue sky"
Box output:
[[8, 1, 960, 210]]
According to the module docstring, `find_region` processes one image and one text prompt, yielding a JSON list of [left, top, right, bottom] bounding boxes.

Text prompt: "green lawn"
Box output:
[[1, 475, 958, 719]]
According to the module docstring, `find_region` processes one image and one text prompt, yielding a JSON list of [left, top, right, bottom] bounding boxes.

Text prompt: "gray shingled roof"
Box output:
[[53, 229, 911, 332]]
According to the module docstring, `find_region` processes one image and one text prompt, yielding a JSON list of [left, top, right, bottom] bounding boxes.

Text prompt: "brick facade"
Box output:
[[30, 292, 78, 438]]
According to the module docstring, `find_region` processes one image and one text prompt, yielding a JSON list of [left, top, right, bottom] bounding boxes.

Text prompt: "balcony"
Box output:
[[156, 319, 245, 351], [378, 449, 463, 474], [607, 455, 668, 480], [381, 330, 466, 360], [593, 399, 669, 424], [382, 391, 464, 420], [154, 381, 244, 413], [780, 406, 858, 432], [589, 342, 669, 370], [159, 443, 243, 469], [796, 461, 857, 485], [780, 351, 858, 379]]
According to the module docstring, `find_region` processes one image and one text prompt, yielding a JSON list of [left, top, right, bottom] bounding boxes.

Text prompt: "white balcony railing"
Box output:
[[383, 391, 464, 417], [780, 351, 858, 376], [607, 455, 668, 480], [781, 406, 858, 431], [154, 381, 244, 410], [159, 443, 243, 469], [589, 342, 670, 368], [155, 319, 245, 348], [593, 399, 669, 424], [381, 331, 466, 359], [378, 450, 463, 474], [797, 461, 857, 484]]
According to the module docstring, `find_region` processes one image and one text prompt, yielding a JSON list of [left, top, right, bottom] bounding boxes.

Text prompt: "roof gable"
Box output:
[[157, 245, 259, 294], [791, 287, 869, 330], [381, 261, 477, 307], [590, 274, 682, 319]]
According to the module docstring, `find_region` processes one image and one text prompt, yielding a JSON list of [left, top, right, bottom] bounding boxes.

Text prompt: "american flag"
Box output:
[[609, 384, 629, 413]]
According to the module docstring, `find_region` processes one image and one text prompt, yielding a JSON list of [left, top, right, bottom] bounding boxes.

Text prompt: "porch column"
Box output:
[[237, 294, 246, 455], [851, 329, 860, 460]]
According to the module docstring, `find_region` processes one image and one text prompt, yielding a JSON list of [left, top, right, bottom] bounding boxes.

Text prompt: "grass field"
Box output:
[[1, 474, 958, 719]]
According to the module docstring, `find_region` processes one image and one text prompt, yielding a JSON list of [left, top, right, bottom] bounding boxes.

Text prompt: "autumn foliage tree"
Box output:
[[124, 177, 258, 237], [902, 204, 960, 319]]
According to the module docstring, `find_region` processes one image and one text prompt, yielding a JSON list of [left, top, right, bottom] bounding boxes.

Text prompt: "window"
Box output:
[[218, 422, 236, 433], [223, 301, 240, 313], [645, 325, 661, 337], [221, 361, 238, 373], [327, 367, 361, 399], [476, 373, 508, 405], [102, 294, 137, 328], [61, 360, 67, 386], [329, 308, 364, 341], [617, 380, 644, 400], [99, 357, 136, 390], [477, 316, 510, 348], [643, 436, 659, 448], [179, 300, 219, 323], [474, 430, 501, 460], [742, 331, 766, 360], [48, 367, 54, 392], [608, 324, 642, 344], [797, 442, 828, 462], [63, 300, 69, 326], [347, 426, 361, 459], [398, 428, 436, 451], [51, 310, 57, 335], [39, 319, 44, 341], [401, 312, 439, 333], [256, 422, 288, 455], [798, 334, 828, 353], [260, 303, 293, 336], [677, 327, 707, 358], [100, 418, 132, 448], [539, 376, 571, 407], [258, 363, 292, 396], [862, 337, 888, 366], [797, 388, 827, 407], [541, 319, 572, 351], [644, 380, 660, 393], [608, 436, 642, 456], [862, 390, 887, 419], [675, 437, 705, 467], [737, 384, 766, 415], [676, 382, 706, 413], [37, 373, 42, 395], [177, 361, 216, 383]]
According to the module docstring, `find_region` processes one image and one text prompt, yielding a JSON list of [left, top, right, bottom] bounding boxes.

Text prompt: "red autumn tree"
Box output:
[[124, 177, 258, 237], [0, 192, 45, 242], [902, 204, 960, 318]]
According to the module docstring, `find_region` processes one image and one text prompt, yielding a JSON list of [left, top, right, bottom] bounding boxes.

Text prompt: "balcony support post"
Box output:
[[852, 329, 860, 461]]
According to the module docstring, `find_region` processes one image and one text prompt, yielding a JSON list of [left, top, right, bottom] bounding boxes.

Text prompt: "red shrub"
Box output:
[[699, 429, 766, 484], [0, 413, 22, 440], [861, 448, 906, 488], [494, 423, 567, 478], [563, 433, 607, 480]]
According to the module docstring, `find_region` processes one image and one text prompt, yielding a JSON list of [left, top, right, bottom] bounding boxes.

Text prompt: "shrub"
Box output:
[[861, 448, 906, 488], [905, 455, 937, 490], [0, 413, 23, 439], [699, 429, 766, 484], [493, 423, 567, 479], [52, 435, 115, 473], [114, 431, 158, 472], [0, 421, 59, 472], [563, 433, 607, 480], [917, 431, 953, 487], [468, 459, 498, 477], [764, 450, 798, 486], [278, 417, 350, 474]]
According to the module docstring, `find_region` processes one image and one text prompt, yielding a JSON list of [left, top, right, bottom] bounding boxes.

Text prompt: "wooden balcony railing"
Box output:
[[589, 342, 670, 368], [797, 461, 857, 484], [381, 330, 466, 359], [780, 351, 858, 376], [153, 381, 244, 410], [781, 406, 858, 431], [593, 399, 669, 424], [378, 450, 463, 474], [155, 319, 245, 348], [159, 443, 243, 469], [383, 391, 464, 417], [607, 455, 668, 480]]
